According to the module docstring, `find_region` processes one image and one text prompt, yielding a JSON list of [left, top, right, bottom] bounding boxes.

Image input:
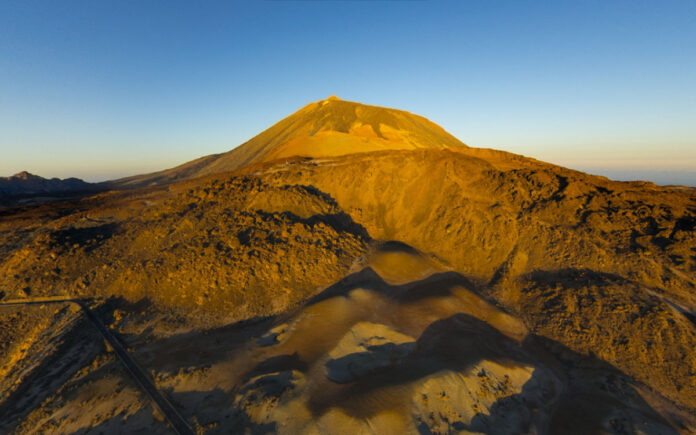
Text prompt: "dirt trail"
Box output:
[[0, 298, 193, 435]]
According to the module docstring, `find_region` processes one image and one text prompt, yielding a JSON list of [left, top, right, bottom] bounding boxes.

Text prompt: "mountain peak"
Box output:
[[12, 171, 38, 180], [224, 97, 468, 168], [0, 171, 92, 197], [108, 98, 468, 188]]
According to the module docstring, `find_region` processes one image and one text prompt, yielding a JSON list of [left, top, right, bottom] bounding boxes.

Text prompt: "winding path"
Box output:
[[0, 297, 194, 435]]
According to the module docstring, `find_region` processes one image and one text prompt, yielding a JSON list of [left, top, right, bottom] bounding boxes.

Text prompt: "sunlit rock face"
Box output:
[[106, 97, 467, 189]]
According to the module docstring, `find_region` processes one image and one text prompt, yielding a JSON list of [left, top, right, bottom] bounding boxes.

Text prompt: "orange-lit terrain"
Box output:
[[1, 97, 695, 433]]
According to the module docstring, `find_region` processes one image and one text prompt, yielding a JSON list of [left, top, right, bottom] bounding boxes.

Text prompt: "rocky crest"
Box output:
[[0, 171, 94, 197]]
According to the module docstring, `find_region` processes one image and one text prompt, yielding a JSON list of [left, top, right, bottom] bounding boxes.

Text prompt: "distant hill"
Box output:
[[106, 96, 467, 188], [0, 171, 95, 197]]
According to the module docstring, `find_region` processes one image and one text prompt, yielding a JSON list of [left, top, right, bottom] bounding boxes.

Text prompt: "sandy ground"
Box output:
[[3, 246, 688, 434]]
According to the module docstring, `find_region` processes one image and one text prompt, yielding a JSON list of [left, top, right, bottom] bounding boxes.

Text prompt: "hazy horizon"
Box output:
[[1, 1, 694, 186], [4, 122, 695, 187]]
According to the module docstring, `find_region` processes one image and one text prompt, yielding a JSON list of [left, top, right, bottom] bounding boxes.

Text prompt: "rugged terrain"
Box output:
[[1, 97, 695, 433]]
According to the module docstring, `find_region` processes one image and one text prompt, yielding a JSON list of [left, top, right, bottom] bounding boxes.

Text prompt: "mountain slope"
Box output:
[[0, 171, 94, 197], [107, 96, 466, 188]]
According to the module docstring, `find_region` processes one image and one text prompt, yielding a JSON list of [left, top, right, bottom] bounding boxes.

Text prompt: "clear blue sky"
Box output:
[[1, 0, 695, 185]]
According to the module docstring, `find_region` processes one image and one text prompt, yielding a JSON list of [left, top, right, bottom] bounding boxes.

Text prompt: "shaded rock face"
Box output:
[[210, 251, 677, 434], [324, 322, 415, 384], [0, 171, 94, 196], [223, 252, 562, 434]]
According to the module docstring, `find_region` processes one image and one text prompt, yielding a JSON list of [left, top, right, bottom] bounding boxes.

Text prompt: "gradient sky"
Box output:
[[1, 1, 695, 185]]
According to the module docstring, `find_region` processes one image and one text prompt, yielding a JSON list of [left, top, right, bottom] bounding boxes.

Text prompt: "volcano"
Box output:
[[107, 96, 467, 188], [1, 97, 695, 433]]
